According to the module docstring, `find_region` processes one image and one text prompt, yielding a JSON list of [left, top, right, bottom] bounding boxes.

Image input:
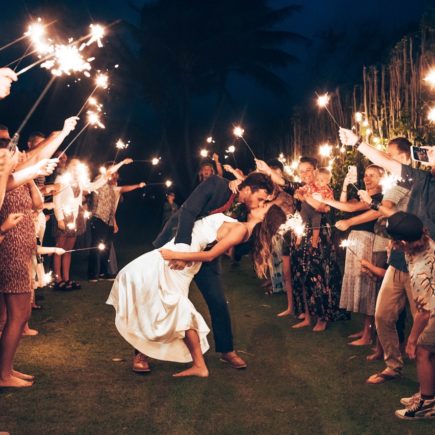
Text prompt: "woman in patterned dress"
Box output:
[[0, 149, 47, 387], [320, 165, 385, 345]]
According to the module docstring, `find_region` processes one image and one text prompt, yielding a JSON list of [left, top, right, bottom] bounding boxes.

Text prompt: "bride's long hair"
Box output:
[[252, 204, 287, 278]]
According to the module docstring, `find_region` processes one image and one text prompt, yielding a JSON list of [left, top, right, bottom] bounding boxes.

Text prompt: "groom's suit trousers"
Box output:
[[194, 257, 233, 353]]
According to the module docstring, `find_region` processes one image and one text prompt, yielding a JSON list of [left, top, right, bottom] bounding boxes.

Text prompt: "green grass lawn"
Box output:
[[0, 236, 433, 434]]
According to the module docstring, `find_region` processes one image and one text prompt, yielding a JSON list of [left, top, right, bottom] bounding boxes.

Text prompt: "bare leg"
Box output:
[[277, 256, 294, 317], [313, 318, 327, 332], [367, 337, 383, 361], [349, 315, 373, 346], [416, 346, 434, 397], [292, 285, 310, 328], [62, 237, 76, 282], [173, 329, 209, 378], [54, 234, 67, 282], [0, 293, 33, 388]]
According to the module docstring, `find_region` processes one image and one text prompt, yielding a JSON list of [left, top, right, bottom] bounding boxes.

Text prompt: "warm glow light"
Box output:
[[380, 174, 401, 194], [87, 110, 105, 128], [200, 149, 209, 158], [227, 145, 236, 153], [83, 210, 92, 219], [319, 143, 333, 158], [316, 93, 330, 108], [98, 242, 106, 251], [423, 69, 435, 87], [41, 44, 93, 77], [95, 73, 108, 89], [233, 126, 244, 138], [165, 180, 173, 188], [116, 139, 128, 150], [151, 157, 160, 166], [428, 107, 435, 122], [206, 136, 214, 144], [354, 112, 363, 123]]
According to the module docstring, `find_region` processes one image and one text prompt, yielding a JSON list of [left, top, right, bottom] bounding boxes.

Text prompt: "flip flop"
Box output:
[[366, 371, 401, 385]]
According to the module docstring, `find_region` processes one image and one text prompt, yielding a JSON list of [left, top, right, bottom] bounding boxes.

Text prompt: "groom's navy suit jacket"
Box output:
[[153, 175, 232, 248]]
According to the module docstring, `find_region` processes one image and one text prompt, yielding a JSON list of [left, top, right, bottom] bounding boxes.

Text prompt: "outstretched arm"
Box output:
[[119, 182, 145, 193], [339, 128, 401, 176], [322, 197, 368, 212], [160, 224, 247, 263]]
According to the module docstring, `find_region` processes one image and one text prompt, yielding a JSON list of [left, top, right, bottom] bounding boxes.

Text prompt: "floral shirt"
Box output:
[[298, 182, 333, 200], [92, 184, 118, 226], [406, 239, 435, 315]]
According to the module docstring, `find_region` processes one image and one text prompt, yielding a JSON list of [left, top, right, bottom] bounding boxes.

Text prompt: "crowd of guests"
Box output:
[[0, 68, 146, 389], [0, 66, 434, 421]]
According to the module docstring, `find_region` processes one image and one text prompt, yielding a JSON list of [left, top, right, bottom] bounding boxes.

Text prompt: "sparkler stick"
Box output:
[[315, 92, 340, 127], [233, 126, 256, 159], [134, 158, 161, 165], [11, 75, 56, 140], [0, 19, 57, 53], [64, 243, 106, 253], [76, 73, 108, 116], [58, 123, 90, 157]]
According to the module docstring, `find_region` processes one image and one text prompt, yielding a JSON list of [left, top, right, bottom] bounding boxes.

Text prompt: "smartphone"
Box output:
[[411, 146, 429, 163]]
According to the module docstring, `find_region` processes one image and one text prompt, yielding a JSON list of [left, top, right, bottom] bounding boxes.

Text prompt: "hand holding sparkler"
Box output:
[[35, 158, 58, 177], [335, 220, 351, 232], [357, 189, 372, 205], [61, 116, 80, 136], [0, 68, 18, 99], [339, 127, 360, 147], [255, 159, 273, 176], [228, 179, 242, 194]]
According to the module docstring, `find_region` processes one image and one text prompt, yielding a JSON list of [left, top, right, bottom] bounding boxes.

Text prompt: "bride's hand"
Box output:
[[159, 248, 176, 260]]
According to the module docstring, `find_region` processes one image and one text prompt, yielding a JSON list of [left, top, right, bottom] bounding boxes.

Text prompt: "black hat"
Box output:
[[386, 212, 424, 242]]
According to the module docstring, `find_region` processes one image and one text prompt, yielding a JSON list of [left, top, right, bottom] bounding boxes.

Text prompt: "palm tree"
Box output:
[[124, 0, 307, 190]]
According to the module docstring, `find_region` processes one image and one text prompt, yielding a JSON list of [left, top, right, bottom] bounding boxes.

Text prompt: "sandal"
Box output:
[[366, 371, 401, 385], [54, 281, 67, 291], [70, 280, 81, 290]]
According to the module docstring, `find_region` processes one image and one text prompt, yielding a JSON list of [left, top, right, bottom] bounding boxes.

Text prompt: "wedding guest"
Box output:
[[87, 163, 140, 282], [198, 160, 215, 182], [162, 192, 178, 224], [385, 213, 435, 420], [339, 128, 435, 239], [321, 165, 385, 345], [0, 146, 53, 387], [355, 138, 416, 384], [256, 156, 345, 331]]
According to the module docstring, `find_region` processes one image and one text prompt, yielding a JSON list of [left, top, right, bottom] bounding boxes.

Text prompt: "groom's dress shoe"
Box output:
[[220, 352, 247, 369], [132, 353, 151, 373]]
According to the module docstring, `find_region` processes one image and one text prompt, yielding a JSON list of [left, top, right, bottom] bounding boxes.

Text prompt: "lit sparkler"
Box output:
[[278, 213, 306, 237], [152, 157, 160, 165], [380, 174, 401, 194], [200, 149, 209, 158], [316, 92, 340, 127], [354, 112, 363, 123], [165, 180, 173, 188], [65, 243, 106, 253], [423, 69, 435, 88], [318, 143, 333, 158], [42, 271, 53, 286], [232, 125, 256, 159], [227, 145, 236, 153], [206, 136, 214, 144], [87, 110, 105, 129], [427, 107, 435, 122], [339, 239, 360, 259]]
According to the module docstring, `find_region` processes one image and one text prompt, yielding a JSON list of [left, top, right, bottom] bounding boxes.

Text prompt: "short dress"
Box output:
[[0, 184, 36, 294]]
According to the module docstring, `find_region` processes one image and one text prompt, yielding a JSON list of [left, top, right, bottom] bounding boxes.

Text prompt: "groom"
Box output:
[[150, 172, 275, 370]]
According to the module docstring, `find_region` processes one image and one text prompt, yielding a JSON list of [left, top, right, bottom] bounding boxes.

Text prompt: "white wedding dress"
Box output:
[[106, 213, 237, 363]]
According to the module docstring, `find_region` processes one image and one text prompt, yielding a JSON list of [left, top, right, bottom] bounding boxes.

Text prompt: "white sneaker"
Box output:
[[395, 398, 435, 420], [400, 392, 420, 407]]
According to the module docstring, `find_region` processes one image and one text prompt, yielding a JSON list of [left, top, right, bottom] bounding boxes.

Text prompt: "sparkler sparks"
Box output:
[[423, 69, 435, 88], [233, 126, 245, 138], [427, 107, 435, 122], [227, 145, 236, 153], [151, 157, 160, 166], [339, 239, 359, 258], [380, 174, 401, 194], [318, 143, 333, 158], [206, 136, 214, 144], [200, 149, 209, 158], [315, 92, 340, 127], [41, 44, 93, 77], [87, 110, 105, 128], [278, 213, 306, 238], [115, 139, 129, 150], [165, 180, 173, 188], [86, 24, 105, 48], [354, 112, 363, 123], [42, 271, 53, 286], [95, 72, 108, 89]]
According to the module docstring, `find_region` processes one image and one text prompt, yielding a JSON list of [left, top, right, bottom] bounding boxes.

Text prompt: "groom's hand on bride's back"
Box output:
[[168, 259, 192, 270]]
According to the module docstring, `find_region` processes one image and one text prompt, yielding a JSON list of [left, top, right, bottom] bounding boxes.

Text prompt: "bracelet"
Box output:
[[370, 199, 380, 211], [355, 136, 363, 147]]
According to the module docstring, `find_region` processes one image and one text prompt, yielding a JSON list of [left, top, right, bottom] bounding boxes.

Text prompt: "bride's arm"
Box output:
[[160, 224, 247, 263]]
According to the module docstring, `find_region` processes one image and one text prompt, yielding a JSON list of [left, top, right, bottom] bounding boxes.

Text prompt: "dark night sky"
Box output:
[[0, 0, 429, 196]]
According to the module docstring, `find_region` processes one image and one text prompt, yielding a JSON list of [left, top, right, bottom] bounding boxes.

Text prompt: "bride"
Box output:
[[107, 204, 286, 378]]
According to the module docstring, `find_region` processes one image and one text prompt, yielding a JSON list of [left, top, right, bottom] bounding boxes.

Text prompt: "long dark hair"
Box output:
[[252, 205, 286, 278]]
